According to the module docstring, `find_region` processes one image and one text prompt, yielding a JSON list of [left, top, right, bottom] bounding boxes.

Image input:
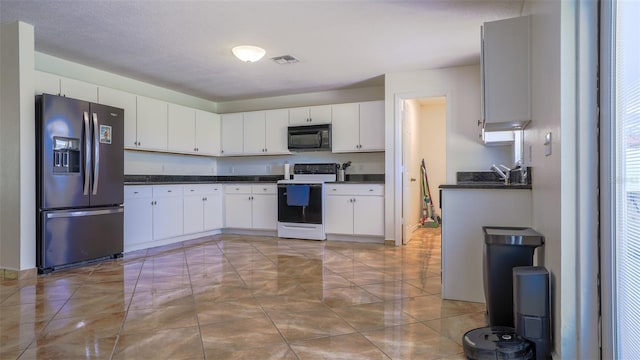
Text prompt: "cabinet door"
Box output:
[[353, 196, 384, 236], [264, 109, 289, 154], [325, 195, 354, 234], [60, 77, 98, 103], [482, 16, 530, 123], [331, 103, 360, 152], [124, 187, 153, 248], [243, 111, 266, 154], [251, 194, 277, 230], [221, 113, 244, 155], [99, 87, 138, 149], [137, 96, 168, 151], [34, 71, 60, 96], [359, 101, 385, 151], [168, 103, 196, 154], [195, 110, 220, 156], [309, 105, 332, 124], [288, 107, 311, 125], [224, 194, 252, 228], [183, 194, 204, 234], [203, 190, 223, 231], [153, 196, 184, 240]]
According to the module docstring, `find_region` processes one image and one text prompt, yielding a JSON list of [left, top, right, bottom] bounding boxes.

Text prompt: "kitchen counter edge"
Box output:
[[439, 184, 532, 190]]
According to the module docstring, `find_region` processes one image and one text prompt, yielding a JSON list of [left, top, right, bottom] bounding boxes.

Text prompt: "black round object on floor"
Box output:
[[462, 326, 534, 360]]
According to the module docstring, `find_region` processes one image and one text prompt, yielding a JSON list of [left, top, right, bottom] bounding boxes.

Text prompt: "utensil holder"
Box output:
[[337, 169, 345, 182]]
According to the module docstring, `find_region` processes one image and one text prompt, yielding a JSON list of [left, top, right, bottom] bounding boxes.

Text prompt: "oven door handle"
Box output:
[[278, 183, 324, 188]]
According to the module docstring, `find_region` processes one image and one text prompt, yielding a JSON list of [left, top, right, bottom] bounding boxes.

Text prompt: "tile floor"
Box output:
[[0, 228, 486, 359]]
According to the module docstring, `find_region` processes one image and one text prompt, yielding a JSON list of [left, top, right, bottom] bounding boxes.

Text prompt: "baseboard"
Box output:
[[1, 267, 37, 280], [384, 240, 396, 247]]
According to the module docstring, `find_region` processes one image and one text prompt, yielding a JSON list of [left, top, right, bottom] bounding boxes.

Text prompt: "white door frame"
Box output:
[[394, 91, 451, 246]]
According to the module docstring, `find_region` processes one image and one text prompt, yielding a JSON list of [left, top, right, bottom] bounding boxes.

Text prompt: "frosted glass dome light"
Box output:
[[232, 45, 266, 63]]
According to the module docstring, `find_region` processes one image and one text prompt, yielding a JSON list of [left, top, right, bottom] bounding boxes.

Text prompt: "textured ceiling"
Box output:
[[0, 0, 524, 102]]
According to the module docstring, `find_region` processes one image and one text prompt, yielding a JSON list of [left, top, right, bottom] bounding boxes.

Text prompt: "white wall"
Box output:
[[522, 0, 565, 357], [385, 65, 512, 243], [419, 99, 447, 216], [217, 152, 384, 176], [125, 151, 217, 175], [217, 86, 384, 113], [0, 22, 36, 271]]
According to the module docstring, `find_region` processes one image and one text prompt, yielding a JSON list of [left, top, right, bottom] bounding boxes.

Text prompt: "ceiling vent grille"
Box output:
[[271, 55, 300, 64]]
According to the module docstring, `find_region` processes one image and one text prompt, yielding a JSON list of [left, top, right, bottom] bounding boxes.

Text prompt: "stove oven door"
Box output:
[[277, 183, 323, 224]]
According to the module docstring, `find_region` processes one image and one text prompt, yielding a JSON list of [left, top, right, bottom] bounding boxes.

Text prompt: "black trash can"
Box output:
[[483, 226, 544, 327], [463, 326, 534, 360]]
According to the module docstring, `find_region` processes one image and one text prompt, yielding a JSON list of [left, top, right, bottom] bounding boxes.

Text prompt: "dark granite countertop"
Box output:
[[439, 183, 532, 190], [124, 174, 384, 185]]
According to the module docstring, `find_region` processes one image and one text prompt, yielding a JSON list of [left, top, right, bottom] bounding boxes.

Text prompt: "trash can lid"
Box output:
[[463, 326, 534, 360], [483, 226, 544, 246]]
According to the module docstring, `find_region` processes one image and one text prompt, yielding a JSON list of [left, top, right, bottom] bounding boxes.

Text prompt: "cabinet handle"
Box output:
[[167, 190, 172, 193], [133, 191, 139, 194], [139, 141, 141, 146], [369, 189, 374, 191], [478, 119, 483, 127], [190, 189, 195, 192]]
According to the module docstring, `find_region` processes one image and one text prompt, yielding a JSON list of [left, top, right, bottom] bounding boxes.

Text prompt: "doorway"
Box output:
[[401, 97, 447, 245]]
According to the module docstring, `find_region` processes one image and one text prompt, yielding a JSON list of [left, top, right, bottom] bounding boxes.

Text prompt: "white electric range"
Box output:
[[276, 163, 338, 240]]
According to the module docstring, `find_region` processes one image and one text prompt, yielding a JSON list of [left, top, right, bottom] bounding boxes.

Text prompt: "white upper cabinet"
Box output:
[[195, 110, 221, 156], [243, 111, 267, 154], [136, 96, 168, 151], [482, 15, 531, 125], [34, 71, 61, 96], [264, 109, 290, 154], [289, 105, 332, 125], [332, 101, 384, 153], [168, 103, 196, 153], [59, 76, 98, 103], [98, 86, 138, 149], [221, 113, 244, 155]]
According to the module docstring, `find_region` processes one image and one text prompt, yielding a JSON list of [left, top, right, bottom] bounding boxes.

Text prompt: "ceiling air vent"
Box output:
[[271, 55, 300, 65]]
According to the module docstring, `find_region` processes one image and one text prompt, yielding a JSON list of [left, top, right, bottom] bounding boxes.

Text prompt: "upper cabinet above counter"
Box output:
[[34, 71, 385, 157], [480, 15, 531, 138]]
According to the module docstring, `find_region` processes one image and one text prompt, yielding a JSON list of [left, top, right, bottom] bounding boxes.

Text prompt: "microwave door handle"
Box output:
[[317, 132, 322, 147], [83, 111, 91, 195]]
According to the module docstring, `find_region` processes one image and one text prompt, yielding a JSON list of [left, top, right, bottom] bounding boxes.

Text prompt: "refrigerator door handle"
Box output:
[[45, 207, 124, 219], [92, 112, 100, 195], [83, 111, 91, 195]]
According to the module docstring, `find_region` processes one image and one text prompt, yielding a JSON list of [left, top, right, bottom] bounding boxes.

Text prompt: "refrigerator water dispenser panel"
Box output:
[[53, 137, 80, 174]]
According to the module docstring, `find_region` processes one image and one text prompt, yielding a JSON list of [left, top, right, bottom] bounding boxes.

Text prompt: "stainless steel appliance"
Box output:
[[287, 124, 331, 152], [277, 163, 338, 240], [36, 94, 124, 273]]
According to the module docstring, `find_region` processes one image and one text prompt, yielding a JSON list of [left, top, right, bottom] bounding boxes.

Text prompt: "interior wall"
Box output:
[[217, 152, 384, 176], [419, 99, 446, 216], [125, 151, 217, 175], [0, 21, 36, 271], [522, 0, 565, 357], [385, 65, 513, 243], [216, 86, 384, 113]]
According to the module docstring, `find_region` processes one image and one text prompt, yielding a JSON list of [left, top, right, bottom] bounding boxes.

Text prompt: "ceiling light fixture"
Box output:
[[232, 45, 266, 63]]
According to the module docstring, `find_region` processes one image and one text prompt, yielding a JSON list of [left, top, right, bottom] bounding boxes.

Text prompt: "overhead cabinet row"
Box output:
[[34, 71, 385, 156]]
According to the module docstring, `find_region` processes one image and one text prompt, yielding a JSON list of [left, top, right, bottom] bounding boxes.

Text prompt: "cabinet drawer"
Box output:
[[251, 184, 277, 194], [124, 186, 152, 199], [152, 185, 183, 197], [225, 184, 252, 194], [325, 184, 384, 196], [183, 184, 222, 195]]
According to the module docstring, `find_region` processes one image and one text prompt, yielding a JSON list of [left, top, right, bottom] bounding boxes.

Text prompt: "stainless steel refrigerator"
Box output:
[[36, 94, 124, 273]]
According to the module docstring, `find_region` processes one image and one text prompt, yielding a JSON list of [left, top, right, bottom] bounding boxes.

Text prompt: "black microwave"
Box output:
[[287, 124, 331, 152]]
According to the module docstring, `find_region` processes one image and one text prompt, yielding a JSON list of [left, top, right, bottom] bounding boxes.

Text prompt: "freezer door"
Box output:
[[38, 207, 123, 271], [38, 94, 91, 209], [89, 103, 124, 206]]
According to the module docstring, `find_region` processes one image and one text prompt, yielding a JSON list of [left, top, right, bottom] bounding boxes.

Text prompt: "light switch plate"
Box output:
[[544, 132, 552, 156]]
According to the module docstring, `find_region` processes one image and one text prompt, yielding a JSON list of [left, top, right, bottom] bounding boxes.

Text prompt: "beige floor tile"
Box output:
[[129, 287, 194, 309], [36, 311, 125, 346], [19, 336, 117, 359], [321, 286, 383, 308], [112, 326, 203, 359], [193, 284, 253, 303], [269, 308, 356, 342], [122, 305, 197, 334], [200, 314, 285, 354], [203, 343, 297, 360], [424, 311, 487, 345], [362, 323, 462, 360], [196, 298, 265, 325], [290, 333, 390, 360], [360, 280, 432, 300], [55, 294, 130, 320], [331, 301, 419, 331]]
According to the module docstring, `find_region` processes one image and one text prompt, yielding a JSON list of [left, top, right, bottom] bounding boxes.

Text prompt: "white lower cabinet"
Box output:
[[224, 184, 277, 230], [152, 185, 183, 240], [325, 184, 384, 237], [183, 184, 223, 234], [124, 186, 153, 247]]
